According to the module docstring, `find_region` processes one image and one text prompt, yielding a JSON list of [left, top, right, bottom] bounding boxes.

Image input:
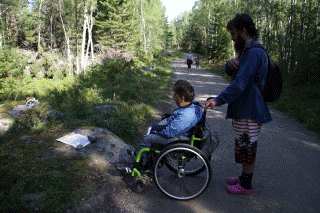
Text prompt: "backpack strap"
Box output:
[[243, 44, 269, 94]]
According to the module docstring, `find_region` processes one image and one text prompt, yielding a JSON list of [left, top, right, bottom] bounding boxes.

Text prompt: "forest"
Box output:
[[0, 0, 319, 211], [1, 0, 320, 81], [174, 0, 320, 85], [0, 0, 319, 130], [174, 0, 320, 132]]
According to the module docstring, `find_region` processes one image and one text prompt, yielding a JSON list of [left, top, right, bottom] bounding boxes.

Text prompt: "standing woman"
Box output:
[[205, 14, 272, 194]]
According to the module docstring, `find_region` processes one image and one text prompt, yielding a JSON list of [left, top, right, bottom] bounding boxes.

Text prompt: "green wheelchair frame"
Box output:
[[131, 133, 204, 182], [128, 108, 219, 200]]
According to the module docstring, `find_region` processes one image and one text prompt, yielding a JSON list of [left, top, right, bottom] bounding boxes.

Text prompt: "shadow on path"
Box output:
[[103, 58, 320, 213]]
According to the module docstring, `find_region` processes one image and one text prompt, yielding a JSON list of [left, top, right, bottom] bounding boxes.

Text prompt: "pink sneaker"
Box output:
[[226, 183, 253, 194], [226, 177, 241, 185]]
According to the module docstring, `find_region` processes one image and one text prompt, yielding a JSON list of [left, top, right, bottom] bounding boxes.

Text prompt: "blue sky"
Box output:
[[161, 0, 197, 22]]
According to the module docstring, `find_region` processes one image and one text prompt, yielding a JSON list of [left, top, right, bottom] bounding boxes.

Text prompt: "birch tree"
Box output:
[[59, 0, 72, 75], [37, 0, 43, 50]]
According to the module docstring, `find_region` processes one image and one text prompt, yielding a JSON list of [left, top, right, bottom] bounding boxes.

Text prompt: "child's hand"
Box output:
[[228, 58, 239, 70]]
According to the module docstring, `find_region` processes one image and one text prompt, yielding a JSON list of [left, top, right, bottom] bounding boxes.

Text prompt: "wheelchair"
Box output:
[[127, 107, 219, 200]]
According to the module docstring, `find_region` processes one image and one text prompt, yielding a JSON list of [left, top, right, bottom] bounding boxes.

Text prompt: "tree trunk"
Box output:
[[141, 1, 147, 53], [313, 0, 320, 41], [207, 8, 210, 57], [85, 5, 94, 65], [75, 0, 80, 75], [59, 0, 72, 76], [89, 6, 94, 60], [284, 0, 295, 73], [38, 0, 42, 50], [0, 4, 11, 48], [81, 4, 88, 77], [265, 0, 270, 51], [50, 8, 53, 50]]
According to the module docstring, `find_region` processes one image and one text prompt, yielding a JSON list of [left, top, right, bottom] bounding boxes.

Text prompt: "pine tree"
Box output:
[[94, 0, 134, 50]]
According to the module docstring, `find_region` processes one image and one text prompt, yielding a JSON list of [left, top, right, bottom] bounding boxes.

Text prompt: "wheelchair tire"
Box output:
[[153, 144, 211, 200]]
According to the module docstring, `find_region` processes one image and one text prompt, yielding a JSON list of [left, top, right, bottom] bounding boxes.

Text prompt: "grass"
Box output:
[[0, 51, 182, 212], [201, 60, 320, 136], [269, 80, 320, 133], [0, 128, 85, 212]]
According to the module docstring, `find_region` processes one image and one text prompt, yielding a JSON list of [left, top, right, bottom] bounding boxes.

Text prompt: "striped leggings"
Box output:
[[233, 119, 262, 164]]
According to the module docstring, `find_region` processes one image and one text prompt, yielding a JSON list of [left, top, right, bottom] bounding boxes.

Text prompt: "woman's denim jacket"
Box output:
[[213, 39, 272, 124]]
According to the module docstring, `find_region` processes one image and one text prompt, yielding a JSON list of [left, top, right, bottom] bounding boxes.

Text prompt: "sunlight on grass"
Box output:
[[0, 51, 180, 212]]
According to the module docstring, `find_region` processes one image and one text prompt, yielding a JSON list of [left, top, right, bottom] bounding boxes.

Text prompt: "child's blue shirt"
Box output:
[[150, 102, 203, 138]]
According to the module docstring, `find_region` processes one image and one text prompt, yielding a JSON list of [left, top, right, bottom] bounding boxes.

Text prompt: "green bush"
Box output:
[[30, 59, 46, 78], [0, 50, 177, 212], [0, 47, 25, 78]]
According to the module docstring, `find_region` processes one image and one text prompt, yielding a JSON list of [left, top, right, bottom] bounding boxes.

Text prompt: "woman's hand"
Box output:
[[228, 58, 239, 70], [205, 99, 216, 109]]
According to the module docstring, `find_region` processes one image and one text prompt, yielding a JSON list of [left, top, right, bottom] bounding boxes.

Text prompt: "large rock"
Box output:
[[8, 105, 34, 116], [55, 128, 134, 164]]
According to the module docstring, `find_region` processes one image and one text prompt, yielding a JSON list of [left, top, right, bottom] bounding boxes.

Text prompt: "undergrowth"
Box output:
[[0, 51, 181, 212]]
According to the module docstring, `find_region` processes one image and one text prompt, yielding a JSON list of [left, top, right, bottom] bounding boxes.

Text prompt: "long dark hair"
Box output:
[[227, 13, 259, 39]]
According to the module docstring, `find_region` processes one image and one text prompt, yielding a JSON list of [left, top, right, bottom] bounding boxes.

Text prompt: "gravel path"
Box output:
[[75, 58, 320, 213]]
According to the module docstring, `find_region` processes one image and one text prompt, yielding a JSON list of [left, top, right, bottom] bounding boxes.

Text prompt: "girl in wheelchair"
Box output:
[[116, 79, 203, 172]]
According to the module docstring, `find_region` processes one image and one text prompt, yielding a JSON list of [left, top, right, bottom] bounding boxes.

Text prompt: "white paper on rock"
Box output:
[[56, 133, 91, 148]]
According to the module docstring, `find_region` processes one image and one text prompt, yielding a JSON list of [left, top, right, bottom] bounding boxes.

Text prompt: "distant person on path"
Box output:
[[186, 52, 193, 69], [195, 55, 200, 69], [205, 13, 272, 194]]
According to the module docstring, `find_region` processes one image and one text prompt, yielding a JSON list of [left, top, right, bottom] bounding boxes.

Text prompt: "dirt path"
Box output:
[[76, 58, 320, 213], [165, 58, 320, 212]]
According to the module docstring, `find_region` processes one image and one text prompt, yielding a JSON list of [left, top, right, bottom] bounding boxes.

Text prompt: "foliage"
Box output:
[[174, 0, 320, 134], [94, 0, 134, 49], [0, 51, 178, 141], [0, 47, 26, 78], [1, 0, 173, 72], [269, 78, 320, 134], [29, 52, 68, 79], [130, 0, 170, 60], [173, 0, 320, 82], [0, 50, 180, 212], [172, 0, 232, 64]]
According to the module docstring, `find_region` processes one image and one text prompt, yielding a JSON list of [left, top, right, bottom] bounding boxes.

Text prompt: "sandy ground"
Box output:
[[74, 58, 320, 213]]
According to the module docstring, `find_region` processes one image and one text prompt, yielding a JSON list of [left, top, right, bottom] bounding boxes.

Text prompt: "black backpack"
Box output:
[[245, 45, 283, 102]]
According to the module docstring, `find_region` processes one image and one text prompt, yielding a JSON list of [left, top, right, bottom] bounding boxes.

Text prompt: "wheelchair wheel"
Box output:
[[153, 144, 211, 200]]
